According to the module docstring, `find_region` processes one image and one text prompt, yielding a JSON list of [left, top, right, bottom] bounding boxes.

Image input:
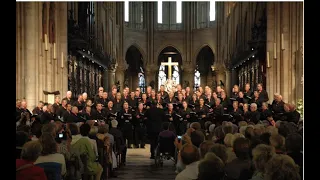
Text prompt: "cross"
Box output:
[[161, 57, 179, 80]]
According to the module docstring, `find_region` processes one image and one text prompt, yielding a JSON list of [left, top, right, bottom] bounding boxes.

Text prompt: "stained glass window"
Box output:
[[158, 65, 167, 90], [194, 69, 201, 90], [172, 65, 180, 85], [138, 67, 145, 93]]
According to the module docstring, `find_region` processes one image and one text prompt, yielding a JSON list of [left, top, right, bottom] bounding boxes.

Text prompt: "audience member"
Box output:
[[16, 141, 47, 180]]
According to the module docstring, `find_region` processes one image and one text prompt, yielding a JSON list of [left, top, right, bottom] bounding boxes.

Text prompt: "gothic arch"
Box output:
[[156, 44, 184, 64], [193, 44, 215, 65], [125, 43, 146, 67]]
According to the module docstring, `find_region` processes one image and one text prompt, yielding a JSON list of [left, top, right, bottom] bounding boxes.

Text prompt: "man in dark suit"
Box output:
[[145, 102, 165, 159]]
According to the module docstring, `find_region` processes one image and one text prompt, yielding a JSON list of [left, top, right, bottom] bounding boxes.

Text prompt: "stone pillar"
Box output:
[[108, 68, 116, 90], [231, 69, 238, 86], [115, 66, 126, 91], [103, 69, 109, 91], [200, 76, 207, 89], [24, 2, 37, 111], [182, 66, 195, 89], [215, 70, 226, 89], [225, 70, 232, 96], [207, 70, 213, 89], [145, 65, 157, 89]]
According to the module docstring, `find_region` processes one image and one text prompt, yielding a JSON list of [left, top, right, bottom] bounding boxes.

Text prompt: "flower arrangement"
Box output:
[[296, 99, 303, 118]]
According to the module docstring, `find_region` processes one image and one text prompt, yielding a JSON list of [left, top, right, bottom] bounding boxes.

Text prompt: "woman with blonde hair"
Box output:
[[250, 144, 275, 180], [224, 133, 236, 163]]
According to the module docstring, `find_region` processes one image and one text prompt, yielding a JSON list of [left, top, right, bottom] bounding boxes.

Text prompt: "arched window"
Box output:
[[124, 1, 143, 29], [194, 69, 201, 90], [195, 1, 216, 29], [172, 65, 180, 85], [158, 65, 167, 90], [138, 67, 146, 93], [157, 1, 182, 30]]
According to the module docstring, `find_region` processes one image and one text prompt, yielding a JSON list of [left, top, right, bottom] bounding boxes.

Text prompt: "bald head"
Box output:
[[66, 91, 72, 99]]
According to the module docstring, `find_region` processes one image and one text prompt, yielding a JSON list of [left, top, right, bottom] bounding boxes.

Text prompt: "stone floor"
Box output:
[[114, 144, 177, 180]]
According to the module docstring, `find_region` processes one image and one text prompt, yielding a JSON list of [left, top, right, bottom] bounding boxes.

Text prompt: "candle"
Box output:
[[281, 33, 284, 50], [61, 52, 64, 68], [53, 43, 56, 59], [273, 43, 277, 59], [44, 34, 48, 51], [266, 51, 270, 68]]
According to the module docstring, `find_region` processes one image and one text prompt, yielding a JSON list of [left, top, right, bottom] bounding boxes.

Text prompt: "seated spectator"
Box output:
[[254, 124, 265, 137], [197, 152, 225, 180], [239, 126, 247, 135], [31, 122, 42, 141], [89, 126, 98, 140], [264, 154, 301, 180], [224, 133, 237, 163], [190, 122, 206, 136], [71, 123, 103, 180], [190, 130, 205, 148], [225, 137, 251, 180], [259, 132, 271, 145], [285, 133, 303, 178], [278, 121, 298, 138], [269, 134, 285, 154], [98, 124, 114, 145], [209, 144, 228, 164], [206, 124, 215, 140], [16, 141, 47, 180], [41, 123, 56, 137], [16, 131, 30, 159], [175, 144, 200, 180], [251, 144, 275, 180], [35, 132, 66, 177], [266, 126, 278, 136], [109, 120, 127, 164], [238, 121, 248, 128], [199, 141, 214, 159]]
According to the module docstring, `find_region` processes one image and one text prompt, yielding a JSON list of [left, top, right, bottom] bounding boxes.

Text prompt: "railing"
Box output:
[[157, 23, 182, 30]]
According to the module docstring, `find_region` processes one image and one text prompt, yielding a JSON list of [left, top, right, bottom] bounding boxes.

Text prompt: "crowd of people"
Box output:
[[15, 82, 303, 180]]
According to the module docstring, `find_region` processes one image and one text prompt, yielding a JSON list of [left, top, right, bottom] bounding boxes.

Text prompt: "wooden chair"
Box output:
[[35, 162, 62, 180], [80, 154, 96, 180]]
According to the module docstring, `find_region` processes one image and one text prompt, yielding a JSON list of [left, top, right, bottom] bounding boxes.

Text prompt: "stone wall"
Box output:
[[16, 2, 68, 110]]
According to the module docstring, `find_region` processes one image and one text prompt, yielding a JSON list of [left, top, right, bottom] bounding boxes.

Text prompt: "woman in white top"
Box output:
[[34, 132, 66, 176]]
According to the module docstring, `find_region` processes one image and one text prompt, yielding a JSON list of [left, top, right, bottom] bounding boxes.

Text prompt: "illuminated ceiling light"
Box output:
[[252, 55, 255, 58], [82, 55, 85, 58]]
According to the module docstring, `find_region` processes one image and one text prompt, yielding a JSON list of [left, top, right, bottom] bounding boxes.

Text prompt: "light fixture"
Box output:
[[252, 55, 255, 58], [88, 51, 90, 54], [82, 49, 85, 52], [82, 55, 85, 58], [251, 48, 254, 51]]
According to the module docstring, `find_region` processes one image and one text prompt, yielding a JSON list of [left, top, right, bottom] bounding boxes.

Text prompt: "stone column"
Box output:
[[182, 66, 195, 89], [206, 70, 213, 89], [103, 69, 109, 91], [108, 68, 116, 90], [115, 65, 126, 91], [24, 2, 37, 110], [145, 65, 157, 89], [231, 69, 238, 86], [200, 76, 207, 89], [225, 70, 232, 96], [215, 70, 226, 89]]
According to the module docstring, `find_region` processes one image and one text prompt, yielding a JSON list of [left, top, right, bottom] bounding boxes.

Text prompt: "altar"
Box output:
[[161, 57, 179, 93]]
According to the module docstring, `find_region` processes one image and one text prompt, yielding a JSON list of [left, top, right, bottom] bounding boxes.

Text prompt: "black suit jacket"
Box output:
[[145, 106, 165, 133]]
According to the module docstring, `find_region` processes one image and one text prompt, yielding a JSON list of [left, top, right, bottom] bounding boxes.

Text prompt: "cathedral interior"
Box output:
[[16, 1, 303, 110]]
